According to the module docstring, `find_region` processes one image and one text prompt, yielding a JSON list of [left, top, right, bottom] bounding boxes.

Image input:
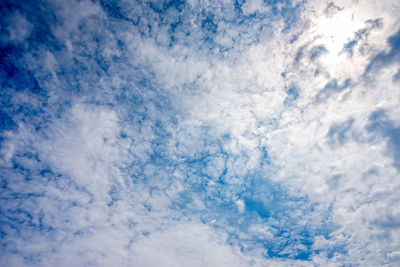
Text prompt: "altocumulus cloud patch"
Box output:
[[1, 0, 400, 266]]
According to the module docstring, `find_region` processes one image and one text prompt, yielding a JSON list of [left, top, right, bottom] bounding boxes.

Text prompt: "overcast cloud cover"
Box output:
[[1, 0, 400, 266]]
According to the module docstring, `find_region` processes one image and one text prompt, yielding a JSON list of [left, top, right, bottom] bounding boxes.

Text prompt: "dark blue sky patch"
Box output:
[[366, 28, 400, 74], [263, 0, 305, 31], [0, 45, 43, 94], [342, 39, 358, 56], [366, 109, 391, 134], [324, 2, 343, 14], [1, 0, 62, 51], [98, 0, 134, 22], [326, 118, 354, 147], [176, 165, 335, 260], [372, 213, 400, 230], [0, 109, 17, 133], [393, 69, 400, 82], [315, 78, 351, 102], [309, 45, 328, 61], [366, 109, 400, 171], [294, 44, 306, 64], [287, 86, 299, 99], [148, 0, 186, 13], [388, 28, 400, 50], [244, 197, 270, 218], [202, 15, 218, 36], [284, 85, 299, 105], [162, 0, 186, 12]]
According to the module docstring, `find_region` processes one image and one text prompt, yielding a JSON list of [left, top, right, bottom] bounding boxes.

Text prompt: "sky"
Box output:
[[1, 0, 400, 266]]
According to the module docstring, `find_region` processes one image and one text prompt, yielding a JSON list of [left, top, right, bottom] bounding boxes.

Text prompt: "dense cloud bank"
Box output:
[[1, 0, 400, 266]]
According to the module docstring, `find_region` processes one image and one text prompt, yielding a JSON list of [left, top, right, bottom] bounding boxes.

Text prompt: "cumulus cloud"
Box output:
[[1, 0, 400, 266]]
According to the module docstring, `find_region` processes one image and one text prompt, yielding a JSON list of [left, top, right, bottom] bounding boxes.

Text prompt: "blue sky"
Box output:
[[1, 0, 400, 266]]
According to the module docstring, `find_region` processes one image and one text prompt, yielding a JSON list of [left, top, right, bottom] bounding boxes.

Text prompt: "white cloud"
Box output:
[[6, 12, 32, 42], [2, 0, 400, 266], [131, 222, 249, 267]]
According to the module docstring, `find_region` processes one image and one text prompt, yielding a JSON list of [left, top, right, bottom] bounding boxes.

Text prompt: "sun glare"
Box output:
[[310, 7, 366, 75]]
